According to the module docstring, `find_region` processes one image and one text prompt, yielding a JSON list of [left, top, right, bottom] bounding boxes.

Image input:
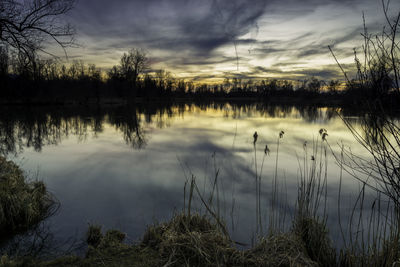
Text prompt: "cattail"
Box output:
[[322, 132, 328, 141], [264, 144, 270, 155], [279, 130, 285, 138], [253, 131, 258, 145]]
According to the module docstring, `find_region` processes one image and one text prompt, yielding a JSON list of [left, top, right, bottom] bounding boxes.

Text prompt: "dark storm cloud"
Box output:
[[62, 0, 399, 80], [252, 26, 365, 60], [70, 0, 363, 53], [295, 27, 366, 58], [71, 0, 268, 53], [179, 56, 238, 66]]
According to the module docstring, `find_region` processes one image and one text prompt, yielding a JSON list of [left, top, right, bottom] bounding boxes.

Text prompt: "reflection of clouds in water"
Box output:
[[144, 110, 373, 242], [4, 104, 381, 248]]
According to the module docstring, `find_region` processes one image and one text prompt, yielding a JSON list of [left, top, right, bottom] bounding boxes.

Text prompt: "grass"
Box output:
[[0, 213, 326, 267], [1, 128, 400, 266], [0, 156, 58, 241]]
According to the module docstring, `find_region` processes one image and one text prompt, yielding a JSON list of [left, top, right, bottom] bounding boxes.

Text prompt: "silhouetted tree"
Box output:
[[68, 60, 85, 80], [330, 1, 400, 97], [328, 80, 340, 94], [187, 81, 194, 95], [176, 79, 186, 96], [0, 45, 8, 77], [0, 0, 75, 56], [307, 77, 322, 93], [120, 48, 148, 95], [12, 51, 33, 78]]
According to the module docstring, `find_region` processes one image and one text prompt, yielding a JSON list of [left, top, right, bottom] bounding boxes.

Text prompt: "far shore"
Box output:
[[0, 94, 371, 108]]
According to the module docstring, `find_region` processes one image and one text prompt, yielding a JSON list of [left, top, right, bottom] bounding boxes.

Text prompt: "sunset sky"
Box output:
[[55, 0, 400, 82]]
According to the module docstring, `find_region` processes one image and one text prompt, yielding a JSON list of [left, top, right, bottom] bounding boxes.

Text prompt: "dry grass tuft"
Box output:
[[247, 233, 318, 266], [0, 156, 57, 240], [141, 213, 243, 266], [86, 224, 102, 248], [140, 213, 325, 266], [292, 216, 336, 267]]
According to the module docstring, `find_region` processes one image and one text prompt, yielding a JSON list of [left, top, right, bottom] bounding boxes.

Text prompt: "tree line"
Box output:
[[0, 46, 350, 102], [1, 0, 398, 105]]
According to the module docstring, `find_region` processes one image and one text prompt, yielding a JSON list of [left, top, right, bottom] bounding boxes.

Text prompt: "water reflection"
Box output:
[[0, 103, 347, 156], [0, 102, 395, 251]]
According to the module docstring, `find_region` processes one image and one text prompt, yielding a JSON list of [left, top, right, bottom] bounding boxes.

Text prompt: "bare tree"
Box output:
[[0, 45, 8, 76], [329, 0, 400, 95], [120, 48, 148, 89], [337, 109, 400, 209], [0, 0, 75, 57], [330, 1, 400, 209]]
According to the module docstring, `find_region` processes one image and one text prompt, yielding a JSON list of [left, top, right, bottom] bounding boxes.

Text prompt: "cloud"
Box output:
[[58, 0, 399, 81], [70, 0, 267, 52], [230, 65, 345, 80]]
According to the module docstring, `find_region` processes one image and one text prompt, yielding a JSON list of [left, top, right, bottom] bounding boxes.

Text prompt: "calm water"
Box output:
[[0, 103, 381, 252]]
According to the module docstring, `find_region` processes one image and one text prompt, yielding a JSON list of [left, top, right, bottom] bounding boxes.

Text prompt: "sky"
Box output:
[[54, 0, 400, 82]]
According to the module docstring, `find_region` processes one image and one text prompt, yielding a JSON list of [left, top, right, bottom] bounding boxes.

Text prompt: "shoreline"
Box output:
[[0, 95, 377, 107]]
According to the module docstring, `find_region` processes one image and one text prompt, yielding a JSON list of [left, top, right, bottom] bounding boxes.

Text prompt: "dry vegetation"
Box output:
[[1, 127, 400, 266], [0, 213, 330, 267], [0, 156, 57, 241]]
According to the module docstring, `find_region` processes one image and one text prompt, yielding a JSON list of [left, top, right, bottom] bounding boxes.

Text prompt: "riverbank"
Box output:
[[2, 211, 399, 266], [0, 94, 392, 108], [1, 213, 328, 266], [0, 156, 344, 266], [1, 149, 400, 266]]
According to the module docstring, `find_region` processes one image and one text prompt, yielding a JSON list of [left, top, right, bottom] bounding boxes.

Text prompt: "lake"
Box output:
[[0, 102, 382, 253]]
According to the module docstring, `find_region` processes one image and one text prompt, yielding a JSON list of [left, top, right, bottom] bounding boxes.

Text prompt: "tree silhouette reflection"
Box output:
[[0, 103, 367, 156]]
